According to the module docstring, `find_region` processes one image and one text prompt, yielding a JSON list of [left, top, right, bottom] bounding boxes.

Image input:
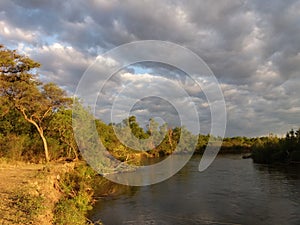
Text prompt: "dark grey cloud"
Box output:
[[0, 0, 299, 136]]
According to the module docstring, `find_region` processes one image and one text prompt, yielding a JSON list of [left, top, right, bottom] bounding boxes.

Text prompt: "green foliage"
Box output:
[[220, 136, 253, 153], [252, 141, 280, 164], [0, 45, 72, 162], [48, 108, 79, 160], [252, 129, 300, 164], [0, 133, 28, 160], [54, 198, 88, 225], [128, 116, 149, 139], [53, 164, 95, 225], [195, 134, 209, 153], [47, 137, 63, 159]]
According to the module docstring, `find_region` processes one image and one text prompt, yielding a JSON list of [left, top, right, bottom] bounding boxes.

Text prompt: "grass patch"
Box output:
[[9, 190, 45, 224]]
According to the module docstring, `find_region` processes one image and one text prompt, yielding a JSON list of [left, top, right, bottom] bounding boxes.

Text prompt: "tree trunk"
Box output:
[[39, 129, 50, 162], [20, 110, 50, 162]]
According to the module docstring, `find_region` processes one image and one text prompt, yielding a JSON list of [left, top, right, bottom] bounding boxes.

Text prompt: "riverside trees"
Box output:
[[0, 45, 189, 162], [1, 44, 298, 164], [252, 128, 300, 164], [0, 45, 72, 162]]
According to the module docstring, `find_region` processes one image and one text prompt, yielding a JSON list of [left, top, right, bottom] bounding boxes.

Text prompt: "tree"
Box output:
[[147, 118, 161, 149], [48, 108, 78, 160], [128, 116, 148, 139], [0, 45, 71, 162]]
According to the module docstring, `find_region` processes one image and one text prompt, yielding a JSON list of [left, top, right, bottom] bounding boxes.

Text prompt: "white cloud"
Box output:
[[0, 20, 38, 44]]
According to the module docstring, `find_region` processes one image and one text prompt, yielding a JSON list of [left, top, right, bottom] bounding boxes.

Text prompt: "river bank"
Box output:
[[0, 159, 101, 224], [0, 157, 140, 225], [1, 152, 299, 224]]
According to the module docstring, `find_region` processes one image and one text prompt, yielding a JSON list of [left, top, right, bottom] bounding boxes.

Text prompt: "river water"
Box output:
[[90, 155, 300, 225]]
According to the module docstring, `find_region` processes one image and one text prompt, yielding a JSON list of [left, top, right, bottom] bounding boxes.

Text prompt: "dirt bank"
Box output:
[[0, 160, 76, 225]]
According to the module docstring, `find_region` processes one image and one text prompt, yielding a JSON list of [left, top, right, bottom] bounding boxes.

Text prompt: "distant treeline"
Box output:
[[0, 44, 299, 164], [252, 129, 300, 164]]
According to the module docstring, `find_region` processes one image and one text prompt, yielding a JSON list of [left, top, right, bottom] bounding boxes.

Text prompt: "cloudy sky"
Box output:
[[0, 0, 299, 137]]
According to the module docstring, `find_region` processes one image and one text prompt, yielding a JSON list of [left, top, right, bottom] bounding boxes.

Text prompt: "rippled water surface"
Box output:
[[91, 155, 300, 225]]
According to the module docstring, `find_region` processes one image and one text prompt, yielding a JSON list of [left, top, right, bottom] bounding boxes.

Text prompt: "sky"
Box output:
[[0, 0, 299, 137]]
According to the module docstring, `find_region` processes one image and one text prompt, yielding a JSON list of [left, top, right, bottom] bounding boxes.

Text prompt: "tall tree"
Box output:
[[0, 45, 71, 162]]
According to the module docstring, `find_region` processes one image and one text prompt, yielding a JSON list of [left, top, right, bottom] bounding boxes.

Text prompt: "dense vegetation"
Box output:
[[53, 164, 96, 225], [1, 44, 299, 165], [0, 44, 74, 162], [0, 45, 244, 163], [252, 129, 300, 164]]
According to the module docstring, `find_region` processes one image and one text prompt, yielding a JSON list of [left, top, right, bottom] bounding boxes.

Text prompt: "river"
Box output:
[[90, 155, 300, 225]]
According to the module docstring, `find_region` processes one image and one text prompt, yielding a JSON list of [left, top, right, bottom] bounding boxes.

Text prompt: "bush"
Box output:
[[252, 140, 287, 164], [54, 198, 88, 225], [53, 164, 95, 225], [47, 137, 63, 160], [0, 134, 29, 161]]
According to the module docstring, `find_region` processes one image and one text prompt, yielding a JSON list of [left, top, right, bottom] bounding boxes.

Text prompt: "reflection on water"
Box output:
[[90, 155, 300, 225]]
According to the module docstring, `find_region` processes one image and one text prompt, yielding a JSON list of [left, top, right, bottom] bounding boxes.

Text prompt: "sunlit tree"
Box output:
[[0, 45, 71, 162]]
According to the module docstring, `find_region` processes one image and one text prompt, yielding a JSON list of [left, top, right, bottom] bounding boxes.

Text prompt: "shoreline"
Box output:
[[0, 159, 98, 225], [1, 152, 298, 224]]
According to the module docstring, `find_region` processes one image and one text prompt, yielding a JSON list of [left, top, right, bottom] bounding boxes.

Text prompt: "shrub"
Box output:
[[0, 134, 29, 161], [53, 164, 95, 225]]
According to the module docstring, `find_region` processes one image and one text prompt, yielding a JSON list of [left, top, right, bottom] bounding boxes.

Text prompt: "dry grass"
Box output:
[[0, 159, 77, 224]]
